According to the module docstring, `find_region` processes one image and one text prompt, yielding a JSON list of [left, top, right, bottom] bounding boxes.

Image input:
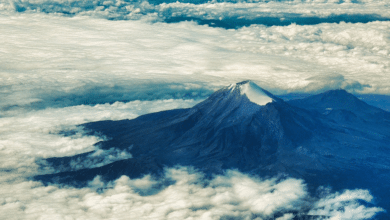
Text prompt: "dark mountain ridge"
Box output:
[[35, 81, 390, 219], [288, 89, 390, 122]]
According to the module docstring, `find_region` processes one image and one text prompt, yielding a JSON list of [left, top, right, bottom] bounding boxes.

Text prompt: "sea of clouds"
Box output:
[[1, 7, 390, 115], [0, 0, 389, 219]]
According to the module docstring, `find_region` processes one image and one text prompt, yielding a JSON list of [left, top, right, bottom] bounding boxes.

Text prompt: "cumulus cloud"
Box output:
[[309, 188, 385, 220], [0, 167, 383, 220], [303, 73, 371, 93]]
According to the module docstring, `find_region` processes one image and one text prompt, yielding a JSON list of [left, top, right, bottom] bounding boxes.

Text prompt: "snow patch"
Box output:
[[228, 83, 236, 91], [239, 82, 273, 106]]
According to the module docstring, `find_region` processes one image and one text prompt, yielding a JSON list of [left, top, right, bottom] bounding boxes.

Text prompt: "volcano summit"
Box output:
[[36, 81, 390, 219]]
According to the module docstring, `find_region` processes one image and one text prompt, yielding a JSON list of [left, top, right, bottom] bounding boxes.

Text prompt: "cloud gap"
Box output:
[[165, 14, 390, 29], [3, 0, 390, 27]]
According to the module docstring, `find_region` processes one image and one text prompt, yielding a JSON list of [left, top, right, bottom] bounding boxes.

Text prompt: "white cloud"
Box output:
[[276, 213, 294, 220], [0, 11, 389, 114], [67, 147, 133, 171], [309, 189, 385, 220], [0, 167, 383, 220]]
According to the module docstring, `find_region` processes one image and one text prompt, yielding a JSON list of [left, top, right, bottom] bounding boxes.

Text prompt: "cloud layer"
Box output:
[[0, 167, 384, 220], [0, 12, 389, 116]]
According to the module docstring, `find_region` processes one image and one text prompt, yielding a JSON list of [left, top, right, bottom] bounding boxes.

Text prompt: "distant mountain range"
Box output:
[[35, 81, 390, 219]]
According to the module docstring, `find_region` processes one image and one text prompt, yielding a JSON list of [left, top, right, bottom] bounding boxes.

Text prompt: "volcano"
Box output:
[[35, 81, 390, 218]]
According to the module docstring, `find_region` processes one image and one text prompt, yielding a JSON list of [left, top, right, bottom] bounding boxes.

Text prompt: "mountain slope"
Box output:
[[36, 81, 326, 179], [287, 89, 390, 122], [35, 81, 390, 219]]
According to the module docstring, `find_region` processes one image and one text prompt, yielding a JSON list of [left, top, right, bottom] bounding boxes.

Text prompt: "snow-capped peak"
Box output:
[[232, 81, 274, 106]]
